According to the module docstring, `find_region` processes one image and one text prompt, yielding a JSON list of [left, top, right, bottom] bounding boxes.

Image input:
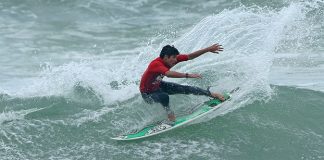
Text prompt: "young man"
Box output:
[[140, 44, 225, 122]]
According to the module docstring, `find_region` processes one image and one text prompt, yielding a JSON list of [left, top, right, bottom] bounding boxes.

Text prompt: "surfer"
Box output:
[[140, 44, 225, 122]]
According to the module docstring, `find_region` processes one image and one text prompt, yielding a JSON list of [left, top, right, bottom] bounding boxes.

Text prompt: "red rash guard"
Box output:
[[140, 54, 189, 93]]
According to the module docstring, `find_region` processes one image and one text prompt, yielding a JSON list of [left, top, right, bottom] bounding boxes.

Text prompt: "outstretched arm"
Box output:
[[188, 44, 223, 60], [165, 71, 202, 78]]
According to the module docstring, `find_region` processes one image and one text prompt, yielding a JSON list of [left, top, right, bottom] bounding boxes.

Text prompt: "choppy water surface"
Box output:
[[1, 0, 323, 159]]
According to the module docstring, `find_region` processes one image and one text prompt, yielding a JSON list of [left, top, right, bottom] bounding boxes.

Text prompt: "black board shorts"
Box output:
[[141, 81, 211, 112]]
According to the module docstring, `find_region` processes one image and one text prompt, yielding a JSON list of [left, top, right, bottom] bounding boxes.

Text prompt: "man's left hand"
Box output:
[[188, 73, 202, 79], [208, 44, 223, 54]]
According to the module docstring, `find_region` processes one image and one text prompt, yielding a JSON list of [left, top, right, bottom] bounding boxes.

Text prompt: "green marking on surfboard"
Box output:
[[112, 91, 235, 140]]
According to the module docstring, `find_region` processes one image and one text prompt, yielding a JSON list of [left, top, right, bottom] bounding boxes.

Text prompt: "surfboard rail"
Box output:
[[111, 87, 239, 141]]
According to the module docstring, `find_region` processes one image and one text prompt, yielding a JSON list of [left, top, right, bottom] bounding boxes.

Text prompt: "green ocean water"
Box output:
[[1, 0, 324, 159]]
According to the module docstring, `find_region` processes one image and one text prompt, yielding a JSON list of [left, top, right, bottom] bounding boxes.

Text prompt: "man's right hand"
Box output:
[[187, 73, 202, 79]]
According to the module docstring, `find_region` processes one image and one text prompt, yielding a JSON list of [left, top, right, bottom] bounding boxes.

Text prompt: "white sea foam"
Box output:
[[0, 1, 323, 160], [1, 1, 320, 122], [0, 108, 43, 125]]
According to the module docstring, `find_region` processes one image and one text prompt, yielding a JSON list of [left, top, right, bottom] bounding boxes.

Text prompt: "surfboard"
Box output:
[[111, 87, 239, 141]]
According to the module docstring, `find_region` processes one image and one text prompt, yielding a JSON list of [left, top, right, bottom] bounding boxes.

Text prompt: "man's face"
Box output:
[[163, 55, 177, 67]]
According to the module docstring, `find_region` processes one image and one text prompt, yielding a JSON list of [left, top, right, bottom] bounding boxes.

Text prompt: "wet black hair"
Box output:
[[159, 45, 180, 58]]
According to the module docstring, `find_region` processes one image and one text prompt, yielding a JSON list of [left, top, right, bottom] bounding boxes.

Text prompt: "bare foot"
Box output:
[[211, 92, 225, 101], [168, 113, 176, 121]]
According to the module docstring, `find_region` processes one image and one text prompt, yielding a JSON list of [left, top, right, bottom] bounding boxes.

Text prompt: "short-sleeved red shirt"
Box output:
[[140, 54, 189, 93]]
